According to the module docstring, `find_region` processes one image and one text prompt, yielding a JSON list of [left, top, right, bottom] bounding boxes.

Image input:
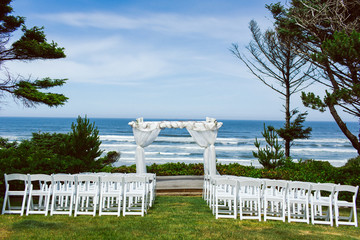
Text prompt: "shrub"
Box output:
[[68, 116, 103, 171], [253, 124, 285, 169], [0, 116, 105, 196]]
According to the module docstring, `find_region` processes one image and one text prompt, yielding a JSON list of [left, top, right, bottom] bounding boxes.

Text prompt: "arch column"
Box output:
[[132, 123, 161, 174]]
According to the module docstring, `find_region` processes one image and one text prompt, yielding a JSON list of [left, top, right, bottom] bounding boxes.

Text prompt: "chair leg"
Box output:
[[45, 193, 50, 216], [2, 192, 9, 214], [353, 203, 358, 227], [26, 190, 32, 216], [20, 193, 27, 216], [329, 204, 333, 227], [335, 205, 339, 227], [117, 197, 122, 217], [122, 194, 127, 216]]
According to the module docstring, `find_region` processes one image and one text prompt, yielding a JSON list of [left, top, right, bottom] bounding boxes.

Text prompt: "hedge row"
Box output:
[[105, 157, 360, 187]]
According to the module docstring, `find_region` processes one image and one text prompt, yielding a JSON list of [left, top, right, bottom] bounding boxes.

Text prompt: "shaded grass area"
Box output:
[[0, 196, 359, 240]]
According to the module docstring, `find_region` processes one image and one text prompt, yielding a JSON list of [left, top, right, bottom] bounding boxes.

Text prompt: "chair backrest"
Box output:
[[76, 174, 99, 182], [5, 173, 28, 182], [238, 179, 261, 195], [52, 174, 76, 192], [123, 175, 147, 192], [288, 181, 311, 199], [238, 179, 261, 187], [263, 179, 288, 197], [334, 184, 359, 201], [210, 176, 227, 185], [215, 178, 238, 195], [100, 175, 124, 192], [311, 183, 335, 193], [100, 174, 124, 183], [215, 178, 238, 187], [4, 173, 28, 190], [28, 174, 52, 191], [334, 184, 359, 193], [28, 174, 52, 182], [264, 179, 288, 188], [76, 175, 99, 192]]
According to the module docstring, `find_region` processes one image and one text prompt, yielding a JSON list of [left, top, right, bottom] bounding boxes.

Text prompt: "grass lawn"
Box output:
[[0, 196, 359, 240]]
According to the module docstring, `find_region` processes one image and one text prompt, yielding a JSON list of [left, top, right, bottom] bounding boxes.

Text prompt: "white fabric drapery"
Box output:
[[132, 125, 161, 174], [129, 118, 222, 174], [187, 128, 218, 176]]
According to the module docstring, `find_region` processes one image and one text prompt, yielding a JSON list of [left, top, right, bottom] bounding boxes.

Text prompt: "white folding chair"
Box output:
[[333, 184, 358, 227], [145, 173, 156, 208], [263, 180, 288, 222], [310, 183, 335, 226], [287, 181, 311, 224], [123, 175, 148, 217], [214, 178, 238, 219], [2, 173, 29, 216], [238, 179, 262, 221], [99, 174, 124, 216], [74, 175, 100, 217], [209, 175, 228, 214], [26, 174, 52, 216], [203, 174, 211, 202], [141, 173, 156, 208], [50, 174, 76, 216]]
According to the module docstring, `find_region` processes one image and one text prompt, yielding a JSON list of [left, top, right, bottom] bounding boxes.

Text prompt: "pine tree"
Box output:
[[231, 20, 313, 157], [268, 0, 360, 154], [0, 0, 68, 108]]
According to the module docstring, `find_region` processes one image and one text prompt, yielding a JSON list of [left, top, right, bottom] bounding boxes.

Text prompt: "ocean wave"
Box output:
[[291, 147, 357, 153], [100, 135, 135, 142], [118, 157, 204, 162]]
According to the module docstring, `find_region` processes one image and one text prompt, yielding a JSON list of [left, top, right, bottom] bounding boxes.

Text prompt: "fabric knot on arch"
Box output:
[[128, 117, 223, 175]]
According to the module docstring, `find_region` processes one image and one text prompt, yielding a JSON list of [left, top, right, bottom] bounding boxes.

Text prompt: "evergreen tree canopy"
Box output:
[[231, 20, 313, 158], [268, 0, 360, 154], [0, 0, 68, 108]]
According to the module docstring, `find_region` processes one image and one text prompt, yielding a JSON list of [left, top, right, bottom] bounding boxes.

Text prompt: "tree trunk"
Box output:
[[284, 54, 291, 158], [328, 103, 360, 155], [325, 61, 360, 155], [285, 94, 290, 158]]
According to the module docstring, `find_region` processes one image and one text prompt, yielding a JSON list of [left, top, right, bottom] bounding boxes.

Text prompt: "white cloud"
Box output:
[[37, 12, 258, 41]]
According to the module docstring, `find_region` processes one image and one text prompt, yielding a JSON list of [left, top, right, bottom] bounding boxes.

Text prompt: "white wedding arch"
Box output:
[[128, 117, 223, 175]]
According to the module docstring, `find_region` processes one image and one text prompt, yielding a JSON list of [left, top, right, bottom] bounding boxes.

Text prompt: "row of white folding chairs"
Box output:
[[2, 173, 156, 217], [204, 175, 358, 227]]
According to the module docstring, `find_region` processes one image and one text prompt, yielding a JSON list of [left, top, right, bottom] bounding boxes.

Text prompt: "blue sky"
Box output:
[[1, 0, 356, 122]]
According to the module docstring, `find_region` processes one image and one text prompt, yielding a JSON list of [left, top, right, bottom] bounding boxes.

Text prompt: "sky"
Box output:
[[1, 0, 357, 122]]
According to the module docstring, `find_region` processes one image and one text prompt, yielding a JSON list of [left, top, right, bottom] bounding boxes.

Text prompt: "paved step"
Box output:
[[156, 175, 203, 195]]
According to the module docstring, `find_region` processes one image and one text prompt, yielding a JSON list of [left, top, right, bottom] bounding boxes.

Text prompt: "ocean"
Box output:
[[0, 117, 358, 167]]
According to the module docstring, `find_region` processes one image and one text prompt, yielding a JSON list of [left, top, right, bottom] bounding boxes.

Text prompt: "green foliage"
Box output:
[[98, 151, 120, 167], [0, 137, 17, 148], [268, 0, 360, 153], [339, 156, 360, 186], [301, 92, 327, 112], [231, 16, 313, 159], [148, 162, 204, 176], [253, 124, 285, 169], [109, 164, 137, 174], [0, 0, 67, 108], [13, 78, 68, 107], [0, 117, 105, 195], [276, 110, 312, 144], [68, 116, 103, 171], [0, 0, 24, 35], [12, 26, 65, 60]]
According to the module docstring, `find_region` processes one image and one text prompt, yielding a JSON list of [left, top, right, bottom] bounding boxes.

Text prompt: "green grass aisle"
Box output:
[[0, 196, 359, 239]]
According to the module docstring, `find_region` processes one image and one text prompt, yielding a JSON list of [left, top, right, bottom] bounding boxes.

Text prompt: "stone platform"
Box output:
[[156, 175, 203, 196]]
